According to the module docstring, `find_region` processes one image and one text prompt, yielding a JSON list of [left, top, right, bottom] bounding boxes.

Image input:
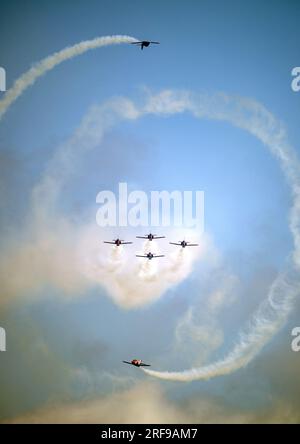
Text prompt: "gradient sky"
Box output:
[[0, 0, 300, 423]]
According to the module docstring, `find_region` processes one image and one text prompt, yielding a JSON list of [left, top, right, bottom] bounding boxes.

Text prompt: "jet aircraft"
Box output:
[[136, 233, 165, 241], [123, 359, 151, 367], [136, 252, 164, 260], [103, 239, 133, 247], [131, 40, 160, 50], [169, 240, 199, 248]]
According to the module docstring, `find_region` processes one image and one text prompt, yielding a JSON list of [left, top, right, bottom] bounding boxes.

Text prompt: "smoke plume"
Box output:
[[0, 35, 137, 120]]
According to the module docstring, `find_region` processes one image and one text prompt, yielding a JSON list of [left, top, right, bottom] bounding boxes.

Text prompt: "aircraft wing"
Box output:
[[187, 244, 199, 246], [153, 255, 165, 258], [131, 42, 142, 44], [169, 242, 181, 246], [150, 42, 160, 44], [103, 241, 115, 244], [122, 242, 133, 244], [154, 236, 165, 239], [136, 236, 147, 239], [122, 361, 132, 365], [140, 363, 151, 367], [136, 255, 147, 258]]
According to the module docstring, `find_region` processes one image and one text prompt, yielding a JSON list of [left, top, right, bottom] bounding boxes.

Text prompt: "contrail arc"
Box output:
[[140, 90, 300, 382], [0, 35, 137, 120]]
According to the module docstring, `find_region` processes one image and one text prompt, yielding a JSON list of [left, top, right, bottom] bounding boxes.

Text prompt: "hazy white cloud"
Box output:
[[174, 272, 238, 366], [0, 96, 203, 309], [5, 382, 300, 424]]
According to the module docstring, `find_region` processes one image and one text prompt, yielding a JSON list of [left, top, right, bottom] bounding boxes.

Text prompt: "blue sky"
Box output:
[[0, 0, 300, 423]]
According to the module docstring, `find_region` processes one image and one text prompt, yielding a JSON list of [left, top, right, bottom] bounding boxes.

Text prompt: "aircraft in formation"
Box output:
[[169, 240, 199, 248], [104, 234, 199, 258], [136, 252, 165, 260], [136, 233, 165, 241], [131, 40, 160, 50], [103, 238, 133, 247], [123, 359, 151, 367]]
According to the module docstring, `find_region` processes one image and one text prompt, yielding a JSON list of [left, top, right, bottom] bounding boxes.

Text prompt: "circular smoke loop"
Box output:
[[142, 90, 300, 381], [1, 35, 299, 382]]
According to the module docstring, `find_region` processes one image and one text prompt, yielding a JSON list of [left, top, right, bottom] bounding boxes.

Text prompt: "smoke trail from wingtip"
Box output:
[[0, 35, 137, 120]]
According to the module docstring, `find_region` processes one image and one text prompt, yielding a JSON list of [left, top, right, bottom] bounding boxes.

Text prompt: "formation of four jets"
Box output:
[[104, 233, 199, 260]]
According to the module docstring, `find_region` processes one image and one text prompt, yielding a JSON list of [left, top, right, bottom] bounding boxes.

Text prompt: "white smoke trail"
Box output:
[[143, 271, 298, 381], [0, 35, 137, 120], [167, 248, 185, 275], [1, 74, 299, 372], [138, 259, 157, 281], [141, 90, 300, 381], [107, 245, 124, 272]]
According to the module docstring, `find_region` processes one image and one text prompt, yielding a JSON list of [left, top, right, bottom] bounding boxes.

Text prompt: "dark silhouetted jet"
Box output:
[[103, 238, 133, 247], [136, 252, 164, 260], [123, 359, 151, 367], [169, 240, 199, 248], [136, 233, 165, 241], [131, 41, 160, 50]]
